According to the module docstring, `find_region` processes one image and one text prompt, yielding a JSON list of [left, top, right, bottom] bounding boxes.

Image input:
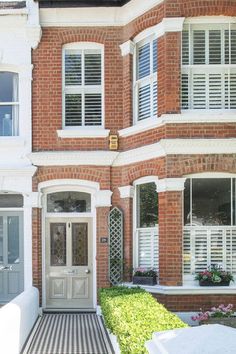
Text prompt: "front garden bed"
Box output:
[[99, 286, 187, 354]]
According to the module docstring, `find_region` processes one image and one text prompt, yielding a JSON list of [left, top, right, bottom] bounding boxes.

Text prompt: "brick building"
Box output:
[[1, 0, 236, 312]]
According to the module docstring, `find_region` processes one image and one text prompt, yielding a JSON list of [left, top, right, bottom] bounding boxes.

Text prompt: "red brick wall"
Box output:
[[153, 293, 236, 312], [96, 207, 110, 289]]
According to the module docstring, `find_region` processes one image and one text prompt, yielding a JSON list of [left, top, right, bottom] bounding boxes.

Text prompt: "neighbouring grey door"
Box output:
[[0, 212, 24, 303]]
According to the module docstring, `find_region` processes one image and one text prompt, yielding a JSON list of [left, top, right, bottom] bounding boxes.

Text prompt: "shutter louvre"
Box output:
[[209, 30, 222, 64], [85, 94, 102, 126], [181, 73, 189, 109], [65, 94, 82, 126], [65, 53, 82, 86], [209, 73, 222, 109], [85, 53, 101, 85], [137, 228, 158, 270], [182, 31, 189, 65], [153, 39, 158, 73], [193, 74, 206, 109], [137, 43, 150, 80], [193, 30, 206, 65], [138, 84, 151, 120]]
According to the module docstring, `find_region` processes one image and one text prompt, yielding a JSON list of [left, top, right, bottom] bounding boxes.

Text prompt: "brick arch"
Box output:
[[57, 29, 107, 46], [121, 158, 165, 185], [177, 0, 236, 18], [33, 166, 110, 191], [167, 155, 236, 177]]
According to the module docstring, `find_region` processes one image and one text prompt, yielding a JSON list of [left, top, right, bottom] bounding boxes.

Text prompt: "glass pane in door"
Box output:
[[0, 217, 3, 264], [72, 223, 88, 266], [50, 223, 66, 266], [8, 216, 19, 264]]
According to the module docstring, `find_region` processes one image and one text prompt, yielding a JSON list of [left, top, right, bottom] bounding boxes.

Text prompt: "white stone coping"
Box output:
[[122, 282, 236, 295], [57, 129, 110, 138]]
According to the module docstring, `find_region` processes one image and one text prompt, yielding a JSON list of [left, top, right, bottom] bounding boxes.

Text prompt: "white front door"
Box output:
[[0, 212, 24, 303], [45, 218, 93, 309]]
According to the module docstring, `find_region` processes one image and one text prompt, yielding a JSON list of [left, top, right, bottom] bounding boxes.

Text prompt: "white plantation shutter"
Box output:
[[137, 228, 159, 270], [182, 24, 236, 111], [184, 227, 236, 275], [64, 46, 103, 127], [135, 37, 158, 122]]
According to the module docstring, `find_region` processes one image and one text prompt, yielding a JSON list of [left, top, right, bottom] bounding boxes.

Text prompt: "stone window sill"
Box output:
[[0, 137, 25, 148], [57, 128, 110, 139], [122, 282, 236, 295]]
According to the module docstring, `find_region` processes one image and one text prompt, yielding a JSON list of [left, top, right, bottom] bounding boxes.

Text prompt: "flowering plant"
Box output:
[[195, 265, 234, 283], [133, 268, 157, 277], [192, 304, 234, 322]]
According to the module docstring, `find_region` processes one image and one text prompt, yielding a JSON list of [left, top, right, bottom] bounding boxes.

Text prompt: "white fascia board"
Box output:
[[39, 0, 164, 27], [0, 165, 37, 177], [29, 151, 119, 166], [185, 16, 236, 25], [57, 129, 110, 138]]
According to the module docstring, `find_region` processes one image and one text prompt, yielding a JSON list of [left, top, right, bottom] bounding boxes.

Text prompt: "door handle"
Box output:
[[85, 269, 90, 274], [0, 266, 12, 271]]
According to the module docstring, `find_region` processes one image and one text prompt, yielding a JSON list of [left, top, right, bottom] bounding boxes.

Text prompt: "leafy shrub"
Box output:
[[99, 286, 187, 354]]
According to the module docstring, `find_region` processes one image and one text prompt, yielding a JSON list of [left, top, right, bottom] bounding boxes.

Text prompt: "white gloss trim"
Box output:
[[157, 178, 186, 192], [39, 0, 164, 27], [118, 185, 134, 199], [185, 16, 236, 25], [0, 137, 25, 147], [123, 282, 236, 295], [57, 129, 110, 138], [120, 40, 135, 56], [118, 118, 161, 137]]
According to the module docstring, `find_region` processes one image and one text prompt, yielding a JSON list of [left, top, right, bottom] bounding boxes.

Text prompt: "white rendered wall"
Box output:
[[0, 287, 39, 354]]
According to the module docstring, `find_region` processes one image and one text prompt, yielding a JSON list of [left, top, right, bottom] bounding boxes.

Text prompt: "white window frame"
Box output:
[[181, 22, 236, 112], [133, 177, 159, 270], [133, 35, 158, 124], [0, 71, 19, 137], [62, 42, 105, 130]]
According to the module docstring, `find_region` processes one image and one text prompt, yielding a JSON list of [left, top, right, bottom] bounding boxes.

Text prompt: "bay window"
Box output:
[[183, 178, 236, 279], [134, 182, 158, 270], [134, 37, 158, 122], [0, 72, 19, 136], [182, 24, 236, 110], [63, 43, 103, 128]]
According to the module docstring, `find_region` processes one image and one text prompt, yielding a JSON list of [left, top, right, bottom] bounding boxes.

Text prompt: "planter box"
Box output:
[[200, 317, 236, 328], [199, 280, 230, 286], [133, 276, 157, 286]]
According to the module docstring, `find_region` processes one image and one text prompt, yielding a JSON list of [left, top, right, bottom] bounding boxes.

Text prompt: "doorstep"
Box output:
[[122, 282, 236, 295]]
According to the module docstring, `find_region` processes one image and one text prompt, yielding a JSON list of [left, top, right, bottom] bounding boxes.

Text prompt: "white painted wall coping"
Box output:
[[0, 287, 39, 354], [57, 128, 110, 138], [123, 282, 236, 295], [146, 324, 236, 354], [97, 305, 121, 354]]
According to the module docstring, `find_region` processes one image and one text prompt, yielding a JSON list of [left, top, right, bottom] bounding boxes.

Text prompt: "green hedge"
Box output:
[[99, 286, 187, 354]]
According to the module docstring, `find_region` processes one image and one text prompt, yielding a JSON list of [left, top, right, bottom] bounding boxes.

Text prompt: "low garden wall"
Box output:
[[0, 287, 39, 354]]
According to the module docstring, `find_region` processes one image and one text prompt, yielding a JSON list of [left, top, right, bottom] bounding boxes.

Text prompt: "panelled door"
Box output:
[[46, 218, 93, 309], [0, 212, 24, 303]]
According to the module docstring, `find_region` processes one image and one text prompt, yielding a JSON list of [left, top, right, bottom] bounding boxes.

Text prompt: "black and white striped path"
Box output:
[[22, 313, 115, 354]]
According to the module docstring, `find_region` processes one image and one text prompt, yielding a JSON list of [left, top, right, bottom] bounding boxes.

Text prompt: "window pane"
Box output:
[[0, 194, 23, 208], [85, 53, 101, 85], [84, 93, 102, 126], [209, 30, 222, 64], [137, 183, 158, 228], [8, 216, 19, 264], [0, 105, 18, 136], [184, 179, 191, 225], [65, 94, 82, 126], [50, 223, 66, 266], [137, 42, 150, 80], [0, 72, 18, 102], [72, 223, 88, 266], [47, 192, 91, 213], [193, 30, 206, 64], [192, 179, 231, 226], [65, 53, 82, 86]]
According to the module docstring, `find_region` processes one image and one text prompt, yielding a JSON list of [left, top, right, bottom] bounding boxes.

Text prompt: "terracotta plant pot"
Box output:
[[199, 280, 230, 286], [133, 275, 157, 286], [200, 317, 236, 328]]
